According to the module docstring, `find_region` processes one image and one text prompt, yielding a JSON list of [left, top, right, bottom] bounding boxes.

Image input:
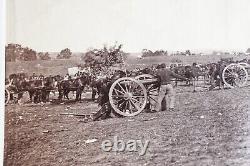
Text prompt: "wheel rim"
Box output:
[[222, 64, 248, 88], [109, 77, 147, 116], [5, 89, 10, 104], [135, 74, 159, 110]]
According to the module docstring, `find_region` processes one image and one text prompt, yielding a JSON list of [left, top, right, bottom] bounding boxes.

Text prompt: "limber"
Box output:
[[101, 136, 150, 156]]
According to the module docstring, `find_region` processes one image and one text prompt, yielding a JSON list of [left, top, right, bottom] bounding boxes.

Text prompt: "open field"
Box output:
[[5, 53, 250, 165], [4, 85, 250, 165], [6, 53, 250, 77]]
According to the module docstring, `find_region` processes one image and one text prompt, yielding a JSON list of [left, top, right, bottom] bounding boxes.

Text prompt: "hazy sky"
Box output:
[[6, 0, 250, 52]]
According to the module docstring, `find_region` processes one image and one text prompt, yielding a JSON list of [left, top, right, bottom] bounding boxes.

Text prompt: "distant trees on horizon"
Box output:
[[5, 43, 250, 62], [38, 52, 51, 60], [56, 48, 72, 59], [141, 49, 168, 57], [5, 44, 37, 62], [5, 43, 75, 62]]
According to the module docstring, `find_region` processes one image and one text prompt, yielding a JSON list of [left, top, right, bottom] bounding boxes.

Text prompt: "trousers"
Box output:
[[155, 84, 175, 111]]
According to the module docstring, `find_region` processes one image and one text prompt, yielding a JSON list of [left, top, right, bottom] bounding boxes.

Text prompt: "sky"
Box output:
[[6, 0, 250, 52]]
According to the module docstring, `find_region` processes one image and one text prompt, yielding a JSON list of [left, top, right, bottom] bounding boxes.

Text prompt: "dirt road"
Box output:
[[4, 86, 250, 165]]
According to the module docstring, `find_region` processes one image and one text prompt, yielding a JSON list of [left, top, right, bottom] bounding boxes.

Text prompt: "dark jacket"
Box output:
[[156, 68, 187, 85]]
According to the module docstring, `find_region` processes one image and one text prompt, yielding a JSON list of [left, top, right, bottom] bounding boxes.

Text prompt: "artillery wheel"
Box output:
[[135, 74, 159, 110], [222, 63, 248, 88], [5, 89, 10, 104], [109, 77, 147, 116], [238, 63, 250, 75]]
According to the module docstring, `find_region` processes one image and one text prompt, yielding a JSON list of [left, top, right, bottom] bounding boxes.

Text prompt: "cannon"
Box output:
[[108, 74, 159, 116]]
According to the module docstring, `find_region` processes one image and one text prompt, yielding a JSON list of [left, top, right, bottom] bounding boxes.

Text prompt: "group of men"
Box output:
[[29, 73, 45, 81]]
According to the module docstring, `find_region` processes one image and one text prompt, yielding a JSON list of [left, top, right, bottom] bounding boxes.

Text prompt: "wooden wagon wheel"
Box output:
[[222, 63, 248, 88], [109, 77, 147, 116], [5, 89, 10, 104], [135, 74, 159, 110]]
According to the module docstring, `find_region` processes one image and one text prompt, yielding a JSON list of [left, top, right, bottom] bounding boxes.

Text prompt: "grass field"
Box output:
[[6, 53, 249, 77]]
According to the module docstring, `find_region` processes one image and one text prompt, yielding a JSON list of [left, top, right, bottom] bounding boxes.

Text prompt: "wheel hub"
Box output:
[[233, 73, 239, 78], [124, 92, 133, 100]]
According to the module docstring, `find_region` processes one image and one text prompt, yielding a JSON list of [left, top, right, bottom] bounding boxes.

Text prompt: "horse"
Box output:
[[57, 73, 90, 101], [172, 64, 209, 88]]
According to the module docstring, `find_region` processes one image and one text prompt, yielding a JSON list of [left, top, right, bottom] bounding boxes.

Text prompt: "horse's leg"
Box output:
[[47, 91, 50, 102], [75, 89, 79, 101], [175, 80, 178, 87], [17, 92, 23, 104], [45, 90, 50, 102], [193, 78, 196, 92], [92, 88, 96, 101], [79, 87, 83, 101], [58, 89, 62, 100], [28, 90, 33, 103], [65, 90, 70, 100], [34, 91, 38, 103]]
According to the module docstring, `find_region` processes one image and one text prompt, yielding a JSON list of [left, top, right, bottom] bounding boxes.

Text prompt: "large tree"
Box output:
[[83, 44, 126, 74], [57, 48, 72, 59], [246, 48, 250, 53], [38, 52, 51, 60], [5, 44, 37, 61]]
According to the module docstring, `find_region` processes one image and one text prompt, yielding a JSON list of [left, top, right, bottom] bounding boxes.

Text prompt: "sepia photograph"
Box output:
[[3, 0, 250, 165]]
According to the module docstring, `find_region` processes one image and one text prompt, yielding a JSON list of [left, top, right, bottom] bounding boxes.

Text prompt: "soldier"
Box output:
[[64, 73, 70, 81], [30, 72, 37, 80], [38, 73, 44, 80], [154, 63, 189, 112]]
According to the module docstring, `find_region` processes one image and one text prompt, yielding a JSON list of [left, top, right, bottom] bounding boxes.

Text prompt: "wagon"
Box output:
[[108, 74, 159, 117], [5, 73, 29, 104]]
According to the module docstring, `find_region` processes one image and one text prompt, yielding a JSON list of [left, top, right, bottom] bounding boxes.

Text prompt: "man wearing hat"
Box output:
[[155, 63, 189, 111]]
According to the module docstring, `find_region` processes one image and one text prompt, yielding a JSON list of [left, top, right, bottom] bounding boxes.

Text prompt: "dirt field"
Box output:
[[4, 85, 250, 165]]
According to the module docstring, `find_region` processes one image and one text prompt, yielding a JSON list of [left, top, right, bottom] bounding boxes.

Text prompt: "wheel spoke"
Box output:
[[130, 99, 141, 111], [113, 88, 125, 95], [133, 94, 145, 97], [113, 98, 124, 104], [226, 70, 234, 76], [112, 94, 125, 98], [225, 77, 234, 82], [117, 83, 126, 93], [149, 88, 159, 92], [148, 93, 158, 96], [149, 96, 157, 102], [126, 81, 131, 92], [124, 101, 129, 110], [124, 81, 129, 92], [118, 100, 127, 111], [130, 97, 141, 105]]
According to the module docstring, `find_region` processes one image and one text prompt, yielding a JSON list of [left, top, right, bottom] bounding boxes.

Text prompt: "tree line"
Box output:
[[5, 44, 72, 62]]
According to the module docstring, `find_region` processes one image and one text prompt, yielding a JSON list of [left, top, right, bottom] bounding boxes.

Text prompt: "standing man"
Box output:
[[155, 63, 189, 111]]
